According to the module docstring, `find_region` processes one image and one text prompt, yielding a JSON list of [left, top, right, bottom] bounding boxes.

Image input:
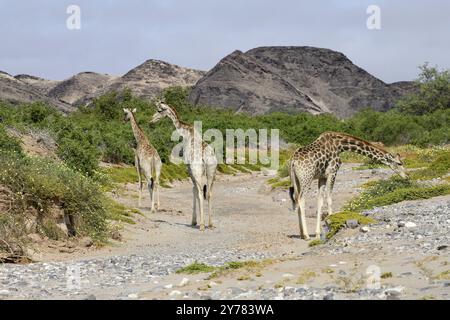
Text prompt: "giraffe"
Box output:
[[123, 108, 162, 212], [289, 131, 408, 240], [150, 101, 218, 231]]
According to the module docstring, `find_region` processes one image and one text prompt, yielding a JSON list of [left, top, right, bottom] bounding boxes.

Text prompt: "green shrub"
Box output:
[[326, 211, 376, 240], [0, 125, 23, 155], [345, 177, 450, 212], [0, 152, 109, 242]]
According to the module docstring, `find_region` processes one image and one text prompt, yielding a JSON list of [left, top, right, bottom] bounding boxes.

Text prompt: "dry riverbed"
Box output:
[[0, 164, 448, 300]]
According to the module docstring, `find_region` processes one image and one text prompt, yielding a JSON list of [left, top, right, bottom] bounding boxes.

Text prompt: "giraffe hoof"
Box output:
[[191, 222, 197, 227], [199, 225, 205, 231], [302, 235, 310, 241], [208, 224, 215, 229]]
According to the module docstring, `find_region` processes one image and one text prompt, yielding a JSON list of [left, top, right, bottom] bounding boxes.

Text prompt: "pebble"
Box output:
[[360, 226, 370, 233], [178, 278, 190, 287]]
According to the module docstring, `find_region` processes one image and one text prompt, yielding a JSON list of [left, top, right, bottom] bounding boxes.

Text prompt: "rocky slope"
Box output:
[[1, 47, 416, 116], [190, 46, 418, 118], [0, 60, 204, 111], [0, 71, 73, 112], [75, 60, 205, 106], [47, 72, 117, 105]]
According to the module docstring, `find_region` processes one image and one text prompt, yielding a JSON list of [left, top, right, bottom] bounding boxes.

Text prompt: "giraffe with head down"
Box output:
[[289, 131, 408, 240]]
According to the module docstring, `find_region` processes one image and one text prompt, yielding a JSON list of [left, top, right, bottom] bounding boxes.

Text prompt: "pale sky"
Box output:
[[0, 0, 449, 83]]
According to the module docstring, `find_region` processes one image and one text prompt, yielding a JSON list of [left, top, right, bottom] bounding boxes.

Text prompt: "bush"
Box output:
[[0, 152, 109, 242], [397, 64, 450, 115], [0, 125, 23, 155]]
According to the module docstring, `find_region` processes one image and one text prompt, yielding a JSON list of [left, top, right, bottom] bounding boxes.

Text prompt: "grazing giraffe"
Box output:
[[289, 131, 407, 240], [150, 101, 217, 231], [123, 108, 162, 212]]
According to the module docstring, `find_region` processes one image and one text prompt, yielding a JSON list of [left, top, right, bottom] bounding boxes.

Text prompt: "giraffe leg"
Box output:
[[155, 160, 162, 210], [148, 179, 155, 213], [206, 164, 216, 228], [298, 194, 310, 240], [191, 186, 197, 226], [324, 171, 337, 219], [316, 178, 326, 239], [196, 184, 205, 231], [134, 152, 143, 207]]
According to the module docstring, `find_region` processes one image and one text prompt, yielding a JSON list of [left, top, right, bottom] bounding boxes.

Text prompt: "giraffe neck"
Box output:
[[335, 136, 388, 164], [129, 113, 150, 147], [166, 108, 193, 139]]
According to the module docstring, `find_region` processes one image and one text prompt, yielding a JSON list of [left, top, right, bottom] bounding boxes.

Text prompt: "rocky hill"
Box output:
[[0, 60, 205, 111], [1, 47, 417, 117], [48, 72, 117, 104], [75, 60, 205, 106], [189, 46, 418, 117], [0, 71, 73, 112]]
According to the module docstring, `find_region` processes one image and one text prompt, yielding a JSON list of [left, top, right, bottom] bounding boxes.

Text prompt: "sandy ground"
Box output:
[[1, 164, 448, 300]]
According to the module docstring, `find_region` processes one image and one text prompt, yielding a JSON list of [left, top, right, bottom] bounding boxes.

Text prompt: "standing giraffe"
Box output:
[[289, 131, 407, 240], [150, 101, 217, 231], [123, 108, 162, 212]]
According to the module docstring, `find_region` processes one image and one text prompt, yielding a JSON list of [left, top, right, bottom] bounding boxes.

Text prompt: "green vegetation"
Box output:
[[175, 259, 275, 279], [325, 211, 376, 240], [175, 261, 216, 274], [381, 272, 393, 279], [308, 239, 324, 247], [397, 64, 450, 115], [345, 177, 450, 212]]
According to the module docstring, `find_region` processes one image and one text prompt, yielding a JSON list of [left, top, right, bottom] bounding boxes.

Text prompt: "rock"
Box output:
[[323, 293, 334, 300], [127, 293, 138, 299], [282, 273, 294, 278], [346, 220, 359, 229], [169, 290, 182, 297], [80, 237, 94, 247], [405, 222, 417, 228], [27, 233, 42, 243], [0, 289, 10, 296], [164, 284, 173, 289], [111, 230, 122, 241], [360, 226, 370, 233], [398, 221, 406, 227], [385, 287, 404, 297], [178, 278, 190, 287], [262, 168, 278, 177], [189, 46, 416, 117], [84, 294, 96, 300]]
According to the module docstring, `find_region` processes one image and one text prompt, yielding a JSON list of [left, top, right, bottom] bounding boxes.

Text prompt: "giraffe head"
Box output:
[[384, 152, 408, 179], [123, 108, 137, 122], [150, 99, 172, 124]]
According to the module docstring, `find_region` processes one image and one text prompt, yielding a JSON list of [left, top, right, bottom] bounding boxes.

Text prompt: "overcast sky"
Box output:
[[0, 0, 448, 83]]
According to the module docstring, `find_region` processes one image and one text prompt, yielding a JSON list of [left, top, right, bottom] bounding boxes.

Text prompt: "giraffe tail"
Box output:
[[203, 185, 207, 200], [149, 178, 154, 190]]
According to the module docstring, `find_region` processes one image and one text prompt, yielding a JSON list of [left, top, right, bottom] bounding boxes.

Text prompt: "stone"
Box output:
[[398, 221, 406, 227], [80, 237, 93, 247], [169, 290, 182, 297], [127, 293, 138, 299], [178, 278, 190, 287], [27, 233, 42, 243], [360, 226, 370, 233], [405, 222, 417, 228], [111, 230, 122, 241], [346, 220, 359, 229]]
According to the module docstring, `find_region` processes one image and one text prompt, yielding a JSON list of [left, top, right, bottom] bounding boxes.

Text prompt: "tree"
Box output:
[[397, 63, 450, 115]]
